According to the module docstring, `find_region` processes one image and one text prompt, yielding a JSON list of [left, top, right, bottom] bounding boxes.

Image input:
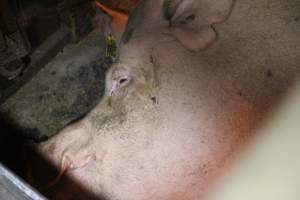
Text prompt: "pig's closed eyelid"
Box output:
[[118, 77, 133, 89], [119, 77, 129, 84], [108, 75, 133, 96]]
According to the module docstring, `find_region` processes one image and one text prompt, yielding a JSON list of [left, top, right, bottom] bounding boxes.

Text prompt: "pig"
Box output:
[[35, 0, 262, 199]]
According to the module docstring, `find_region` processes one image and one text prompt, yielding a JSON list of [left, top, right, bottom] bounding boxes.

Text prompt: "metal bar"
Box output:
[[0, 162, 47, 200]]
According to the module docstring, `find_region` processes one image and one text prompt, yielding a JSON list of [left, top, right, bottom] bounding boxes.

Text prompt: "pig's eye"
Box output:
[[108, 75, 132, 96], [119, 78, 129, 85], [107, 65, 133, 96], [117, 75, 131, 88]]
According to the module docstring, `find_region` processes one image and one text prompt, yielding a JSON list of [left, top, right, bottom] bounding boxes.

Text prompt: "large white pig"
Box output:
[[34, 0, 300, 199]]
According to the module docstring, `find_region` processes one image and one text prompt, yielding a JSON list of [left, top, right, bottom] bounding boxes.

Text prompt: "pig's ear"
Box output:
[[163, 0, 234, 51], [105, 65, 133, 97]]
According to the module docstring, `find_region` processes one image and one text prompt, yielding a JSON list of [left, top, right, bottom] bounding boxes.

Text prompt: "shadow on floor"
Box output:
[[0, 116, 106, 200]]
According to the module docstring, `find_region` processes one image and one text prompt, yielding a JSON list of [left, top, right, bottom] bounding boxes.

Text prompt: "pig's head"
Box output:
[[89, 0, 234, 130]]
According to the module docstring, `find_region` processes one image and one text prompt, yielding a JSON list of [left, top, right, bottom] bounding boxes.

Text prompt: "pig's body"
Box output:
[[36, 0, 300, 199], [38, 42, 259, 200]]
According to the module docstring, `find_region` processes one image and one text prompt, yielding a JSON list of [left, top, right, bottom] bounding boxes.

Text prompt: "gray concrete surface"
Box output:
[[0, 29, 109, 140]]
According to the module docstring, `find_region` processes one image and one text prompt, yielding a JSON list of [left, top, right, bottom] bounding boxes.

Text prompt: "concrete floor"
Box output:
[[0, 29, 109, 140]]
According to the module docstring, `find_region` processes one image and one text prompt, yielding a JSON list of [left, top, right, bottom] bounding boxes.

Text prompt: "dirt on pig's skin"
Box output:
[[32, 0, 300, 199]]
